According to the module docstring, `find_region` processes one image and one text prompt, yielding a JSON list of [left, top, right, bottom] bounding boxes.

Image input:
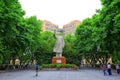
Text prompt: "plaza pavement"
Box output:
[[0, 69, 120, 80]]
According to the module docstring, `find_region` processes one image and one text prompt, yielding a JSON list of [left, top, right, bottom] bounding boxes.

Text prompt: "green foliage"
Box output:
[[0, 55, 3, 65], [63, 34, 81, 65], [0, 0, 25, 65], [0, 0, 43, 66], [0, 0, 120, 68], [40, 64, 79, 70], [75, 0, 120, 65], [99, 0, 120, 63], [34, 31, 56, 64], [18, 16, 43, 64]]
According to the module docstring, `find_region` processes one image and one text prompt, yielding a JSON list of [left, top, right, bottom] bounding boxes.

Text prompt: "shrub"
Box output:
[[40, 64, 79, 70]]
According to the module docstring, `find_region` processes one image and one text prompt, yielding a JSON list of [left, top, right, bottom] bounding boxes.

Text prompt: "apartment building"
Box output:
[[43, 20, 59, 33], [63, 20, 80, 35]]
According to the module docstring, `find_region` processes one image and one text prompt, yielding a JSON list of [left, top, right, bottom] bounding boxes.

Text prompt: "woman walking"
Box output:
[[116, 64, 120, 74], [101, 64, 107, 76]]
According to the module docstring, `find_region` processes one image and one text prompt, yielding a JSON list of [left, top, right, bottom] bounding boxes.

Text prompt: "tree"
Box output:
[[75, 15, 106, 66], [100, 0, 120, 63], [0, 0, 25, 65], [75, 0, 120, 65], [63, 34, 81, 65], [22, 16, 42, 64], [34, 31, 56, 64]]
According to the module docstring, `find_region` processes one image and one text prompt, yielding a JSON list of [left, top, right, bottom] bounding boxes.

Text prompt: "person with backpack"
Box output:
[[35, 63, 39, 76]]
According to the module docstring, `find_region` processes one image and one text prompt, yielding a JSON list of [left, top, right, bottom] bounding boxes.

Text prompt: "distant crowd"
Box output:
[[8, 64, 34, 70]]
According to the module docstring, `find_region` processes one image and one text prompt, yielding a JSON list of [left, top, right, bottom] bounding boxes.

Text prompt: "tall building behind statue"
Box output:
[[43, 20, 59, 33], [42, 20, 80, 35], [63, 20, 80, 35]]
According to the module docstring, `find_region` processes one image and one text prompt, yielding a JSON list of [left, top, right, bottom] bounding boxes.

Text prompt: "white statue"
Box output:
[[53, 35, 64, 57]]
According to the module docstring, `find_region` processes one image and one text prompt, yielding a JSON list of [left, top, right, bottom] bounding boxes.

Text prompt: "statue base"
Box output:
[[52, 56, 66, 64]]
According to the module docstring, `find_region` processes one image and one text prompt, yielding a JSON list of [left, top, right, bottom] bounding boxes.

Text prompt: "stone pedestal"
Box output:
[[52, 56, 66, 64]]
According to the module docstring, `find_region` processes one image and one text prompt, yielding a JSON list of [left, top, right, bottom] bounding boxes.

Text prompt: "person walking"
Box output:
[[116, 64, 120, 74], [35, 63, 39, 76], [107, 63, 112, 75], [101, 64, 107, 76]]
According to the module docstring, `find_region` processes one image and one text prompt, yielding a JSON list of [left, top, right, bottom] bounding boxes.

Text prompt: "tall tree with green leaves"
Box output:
[[19, 16, 43, 64], [0, 0, 25, 65], [75, 0, 120, 65], [75, 14, 107, 65], [100, 0, 120, 63], [63, 34, 81, 65], [34, 31, 56, 64]]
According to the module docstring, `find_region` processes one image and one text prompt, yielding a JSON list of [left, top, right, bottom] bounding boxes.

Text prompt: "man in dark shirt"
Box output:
[[35, 64, 39, 76]]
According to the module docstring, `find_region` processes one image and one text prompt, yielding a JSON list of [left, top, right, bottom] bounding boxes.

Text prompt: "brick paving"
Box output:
[[0, 69, 120, 80]]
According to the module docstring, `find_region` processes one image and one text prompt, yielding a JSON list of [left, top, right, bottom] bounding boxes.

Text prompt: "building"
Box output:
[[42, 20, 59, 33], [63, 20, 80, 35]]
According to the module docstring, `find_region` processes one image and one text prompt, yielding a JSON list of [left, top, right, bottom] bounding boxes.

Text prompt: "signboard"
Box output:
[[56, 60, 61, 63]]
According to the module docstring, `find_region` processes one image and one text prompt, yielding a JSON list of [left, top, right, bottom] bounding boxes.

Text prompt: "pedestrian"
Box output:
[[13, 65, 15, 70], [35, 63, 39, 76], [101, 64, 107, 76], [116, 64, 120, 74], [107, 63, 112, 75]]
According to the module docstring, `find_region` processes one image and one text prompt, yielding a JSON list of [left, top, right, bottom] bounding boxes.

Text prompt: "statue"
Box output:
[[53, 31, 64, 57], [52, 30, 66, 64]]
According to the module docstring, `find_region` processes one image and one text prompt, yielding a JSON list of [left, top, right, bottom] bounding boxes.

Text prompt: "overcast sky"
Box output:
[[19, 0, 102, 28]]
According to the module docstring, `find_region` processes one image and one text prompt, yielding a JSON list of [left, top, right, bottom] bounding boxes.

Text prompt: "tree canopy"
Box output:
[[75, 0, 120, 64]]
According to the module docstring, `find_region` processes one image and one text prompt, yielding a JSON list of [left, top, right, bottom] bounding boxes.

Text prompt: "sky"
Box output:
[[19, 0, 102, 28]]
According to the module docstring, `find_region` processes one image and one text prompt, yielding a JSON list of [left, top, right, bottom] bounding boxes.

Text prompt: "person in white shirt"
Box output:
[[107, 63, 112, 75]]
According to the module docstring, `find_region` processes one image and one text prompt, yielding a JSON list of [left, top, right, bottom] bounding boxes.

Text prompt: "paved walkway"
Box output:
[[0, 69, 120, 80]]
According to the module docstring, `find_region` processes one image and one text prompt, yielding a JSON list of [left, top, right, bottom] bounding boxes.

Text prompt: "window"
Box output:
[[45, 23, 51, 26]]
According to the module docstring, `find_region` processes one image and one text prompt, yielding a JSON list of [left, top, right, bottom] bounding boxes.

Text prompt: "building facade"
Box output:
[[43, 20, 59, 33], [63, 20, 80, 35]]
